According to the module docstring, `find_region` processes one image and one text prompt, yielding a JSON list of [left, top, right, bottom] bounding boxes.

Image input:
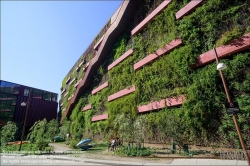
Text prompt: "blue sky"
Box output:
[[1, 1, 122, 101]]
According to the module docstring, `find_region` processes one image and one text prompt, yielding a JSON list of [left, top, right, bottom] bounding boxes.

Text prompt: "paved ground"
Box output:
[[1, 143, 248, 165], [1, 155, 106, 165]]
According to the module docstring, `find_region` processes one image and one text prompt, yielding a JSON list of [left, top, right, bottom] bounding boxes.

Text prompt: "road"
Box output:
[[1, 155, 106, 165]]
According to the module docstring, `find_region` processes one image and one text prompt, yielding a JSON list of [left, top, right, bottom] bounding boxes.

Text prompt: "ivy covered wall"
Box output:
[[61, 0, 250, 148]]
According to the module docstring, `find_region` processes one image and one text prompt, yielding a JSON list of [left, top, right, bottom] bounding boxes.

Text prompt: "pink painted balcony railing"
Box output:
[[74, 80, 82, 88], [61, 89, 66, 95], [75, 67, 80, 72], [176, 0, 204, 20], [131, 0, 172, 36], [68, 94, 74, 101], [137, 95, 185, 113], [92, 81, 109, 95], [82, 104, 92, 111], [78, 60, 85, 67], [66, 77, 71, 84], [91, 114, 108, 122], [83, 62, 90, 71], [108, 85, 136, 102], [134, 38, 183, 71], [68, 78, 76, 85], [94, 35, 105, 50], [108, 49, 133, 70], [64, 92, 69, 97], [191, 33, 250, 68]]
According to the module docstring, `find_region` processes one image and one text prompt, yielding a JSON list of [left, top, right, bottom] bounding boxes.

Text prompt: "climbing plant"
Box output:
[[61, 0, 250, 148]]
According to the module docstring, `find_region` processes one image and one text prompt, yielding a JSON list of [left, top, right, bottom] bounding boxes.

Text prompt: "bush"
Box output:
[[115, 144, 153, 157]]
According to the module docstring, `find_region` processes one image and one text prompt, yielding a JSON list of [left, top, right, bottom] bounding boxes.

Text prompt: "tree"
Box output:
[[59, 119, 70, 139], [1, 121, 18, 146], [46, 119, 59, 141]]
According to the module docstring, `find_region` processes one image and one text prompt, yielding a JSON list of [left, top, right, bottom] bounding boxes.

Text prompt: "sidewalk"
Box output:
[[1, 153, 248, 165], [46, 155, 248, 165]]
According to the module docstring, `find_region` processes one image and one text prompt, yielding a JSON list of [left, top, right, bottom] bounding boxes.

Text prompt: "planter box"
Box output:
[[108, 49, 133, 70], [108, 85, 136, 101], [92, 81, 109, 95], [82, 104, 92, 111], [191, 33, 250, 68], [134, 38, 182, 71], [91, 114, 108, 122], [131, 0, 172, 36], [176, 0, 204, 20], [137, 95, 184, 113]]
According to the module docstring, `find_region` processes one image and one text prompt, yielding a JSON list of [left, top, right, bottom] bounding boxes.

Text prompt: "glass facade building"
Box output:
[[0, 80, 58, 128]]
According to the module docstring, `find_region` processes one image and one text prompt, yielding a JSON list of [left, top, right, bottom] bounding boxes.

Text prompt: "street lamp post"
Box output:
[[19, 91, 31, 151], [213, 48, 250, 165]]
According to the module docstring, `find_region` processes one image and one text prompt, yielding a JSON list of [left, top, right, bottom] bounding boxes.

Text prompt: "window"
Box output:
[[24, 89, 29, 97]]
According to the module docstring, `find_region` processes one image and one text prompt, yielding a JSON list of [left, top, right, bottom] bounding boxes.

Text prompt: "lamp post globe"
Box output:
[[217, 63, 227, 70]]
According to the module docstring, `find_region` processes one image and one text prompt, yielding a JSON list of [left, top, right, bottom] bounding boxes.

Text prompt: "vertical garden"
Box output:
[[60, 0, 250, 149]]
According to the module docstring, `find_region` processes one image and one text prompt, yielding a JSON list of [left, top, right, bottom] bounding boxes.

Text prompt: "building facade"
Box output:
[[60, 0, 250, 147], [0, 80, 58, 129]]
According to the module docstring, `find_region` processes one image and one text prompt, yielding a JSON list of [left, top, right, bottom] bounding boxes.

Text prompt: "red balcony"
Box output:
[[82, 104, 92, 111], [108, 85, 136, 101], [176, 0, 204, 20], [92, 81, 109, 95], [108, 49, 133, 70], [191, 33, 250, 68], [68, 94, 74, 101], [74, 80, 81, 88], [75, 66, 80, 72], [61, 89, 66, 95], [79, 59, 85, 67], [137, 95, 185, 113], [166, 95, 185, 107], [134, 38, 182, 71], [91, 113, 108, 122], [68, 78, 76, 85], [137, 99, 165, 113], [94, 35, 105, 50], [64, 92, 69, 97], [65, 77, 71, 84], [131, 0, 172, 36], [83, 62, 90, 71]]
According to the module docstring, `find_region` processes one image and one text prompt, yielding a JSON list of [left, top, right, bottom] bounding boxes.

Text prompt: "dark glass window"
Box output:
[[24, 89, 29, 97], [33, 89, 43, 100], [43, 92, 51, 101]]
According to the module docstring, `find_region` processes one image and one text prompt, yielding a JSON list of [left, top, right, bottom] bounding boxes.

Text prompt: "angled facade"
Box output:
[[0, 80, 58, 129], [59, 0, 250, 148]]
